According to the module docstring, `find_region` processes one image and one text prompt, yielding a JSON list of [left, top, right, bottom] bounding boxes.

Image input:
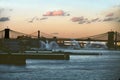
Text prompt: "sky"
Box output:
[[0, 0, 120, 38]]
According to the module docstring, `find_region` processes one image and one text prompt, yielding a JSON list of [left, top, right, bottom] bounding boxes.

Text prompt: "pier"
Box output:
[[24, 53, 70, 60], [0, 54, 26, 65], [0, 53, 70, 65]]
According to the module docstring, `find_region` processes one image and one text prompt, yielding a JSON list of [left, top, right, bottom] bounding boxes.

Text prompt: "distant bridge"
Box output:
[[0, 28, 120, 49], [0, 28, 120, 41]]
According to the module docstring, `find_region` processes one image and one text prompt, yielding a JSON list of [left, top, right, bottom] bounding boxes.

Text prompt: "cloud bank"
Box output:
[[71, 12, 120, 24], [71, 4, 120, 24], [43, 10, 69, 16], [0, 17, 10, 22]]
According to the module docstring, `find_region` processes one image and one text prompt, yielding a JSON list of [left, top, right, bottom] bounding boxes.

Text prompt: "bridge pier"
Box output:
[[114, 31, 118, 49]]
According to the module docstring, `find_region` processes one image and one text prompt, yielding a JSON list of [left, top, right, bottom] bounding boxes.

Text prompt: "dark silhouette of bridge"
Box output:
[[0, 28, 55, 39], [0, 28, 120, 41], [0, 28, 120, 50]]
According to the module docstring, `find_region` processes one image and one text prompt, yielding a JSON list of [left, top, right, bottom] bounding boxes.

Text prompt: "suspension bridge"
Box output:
[[0, 28, 120, 49], [0, 28, 120, 41]]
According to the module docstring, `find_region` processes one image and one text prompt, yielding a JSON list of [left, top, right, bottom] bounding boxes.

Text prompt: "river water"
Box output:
[[0, 54, 120, 80]]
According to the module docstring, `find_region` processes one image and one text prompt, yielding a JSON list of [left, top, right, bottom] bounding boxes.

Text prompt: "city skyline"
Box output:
[[0, 0, 120, 38]]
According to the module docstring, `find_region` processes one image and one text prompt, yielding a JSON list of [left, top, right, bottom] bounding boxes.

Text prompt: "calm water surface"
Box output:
[[0, 54, 120, 80]]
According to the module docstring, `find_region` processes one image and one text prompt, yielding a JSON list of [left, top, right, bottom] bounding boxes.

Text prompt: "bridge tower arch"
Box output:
[[4, 28, 10, 39]]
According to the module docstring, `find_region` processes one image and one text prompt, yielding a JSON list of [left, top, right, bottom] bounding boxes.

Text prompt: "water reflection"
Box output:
[[0, 55, 120, 80]]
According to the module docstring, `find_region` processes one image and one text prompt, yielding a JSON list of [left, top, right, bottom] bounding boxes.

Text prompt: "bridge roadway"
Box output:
[[45, 38, 120, 42]]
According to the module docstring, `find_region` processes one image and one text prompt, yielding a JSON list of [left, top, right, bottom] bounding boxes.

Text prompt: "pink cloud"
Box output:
[[43, 11, 52, 16], [43, 10, 65, 16], [105, 13, 114, 17], [52, 10, 64, 16]]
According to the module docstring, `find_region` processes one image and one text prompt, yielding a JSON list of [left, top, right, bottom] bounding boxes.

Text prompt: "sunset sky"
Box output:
[[0, 0, 120, 38]]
